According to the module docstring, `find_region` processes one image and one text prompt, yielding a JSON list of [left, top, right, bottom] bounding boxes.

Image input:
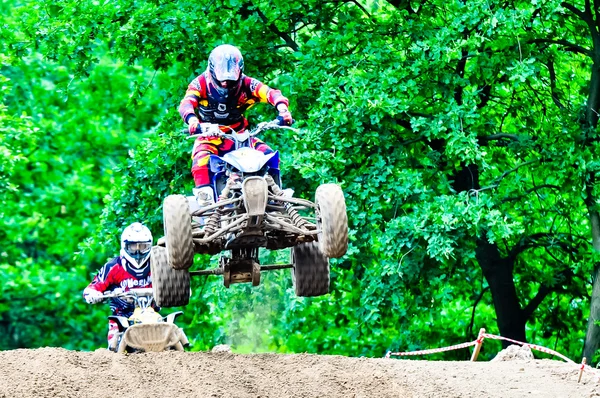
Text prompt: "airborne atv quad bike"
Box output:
[[154, 120, 348, 307], [102, 286, 189, 353]]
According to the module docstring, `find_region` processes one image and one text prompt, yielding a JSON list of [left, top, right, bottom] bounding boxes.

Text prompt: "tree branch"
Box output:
[[523, 268, 575, 321], [348, 0, 372, 18], [478, 133, 520, 143], [529, 38, 592, 57], [386, 0, 415, 14], [394, 118, 413, 131], [561, 2, 597, 35], [523, 284, 552, 322], [254, 6, 299, 51], [509, 232, 582, 259], [477, 84, 492, 109], [547, 60, 566, 109], [502, 184, 561, 203], [454, 49, 469, 105], [470, 159, 539, 194], [467, 286, 489, 339], [400, 136, 426, 146], [508, 232, 552, 259]]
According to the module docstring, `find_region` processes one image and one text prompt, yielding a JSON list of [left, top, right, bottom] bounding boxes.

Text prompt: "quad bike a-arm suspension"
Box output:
[[190, 176, 319, 245], [263, 213, 318, 235], [192, 209, 319, 245]]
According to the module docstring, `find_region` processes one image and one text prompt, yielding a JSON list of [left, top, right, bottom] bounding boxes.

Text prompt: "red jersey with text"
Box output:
[[84, 256, 152, 317], [179, 72, 289, 132]]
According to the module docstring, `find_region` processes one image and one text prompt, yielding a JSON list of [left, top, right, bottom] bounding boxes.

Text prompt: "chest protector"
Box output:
[[197, 78, 249, 125]]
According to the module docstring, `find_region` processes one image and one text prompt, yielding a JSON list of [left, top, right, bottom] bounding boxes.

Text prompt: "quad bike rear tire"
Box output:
[[164, 194, 194, 270], [151, 246, 190, 307], [292, 242, 330, 297], [315, 184, 348, 258]]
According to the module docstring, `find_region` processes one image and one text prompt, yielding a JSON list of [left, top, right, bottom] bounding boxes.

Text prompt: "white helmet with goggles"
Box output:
[[120, 222, 153, 269], [207, 44, 244, 97]]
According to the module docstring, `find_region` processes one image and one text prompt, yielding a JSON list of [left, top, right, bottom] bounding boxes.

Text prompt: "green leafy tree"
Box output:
[[3, 0, 599, 363]]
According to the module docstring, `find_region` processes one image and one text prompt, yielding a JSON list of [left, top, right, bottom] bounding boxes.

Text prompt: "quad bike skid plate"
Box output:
[[222, 257, 261, 288]]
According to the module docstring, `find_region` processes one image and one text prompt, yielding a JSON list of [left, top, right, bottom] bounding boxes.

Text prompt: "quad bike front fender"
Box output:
[[117, 323, 186, 353]]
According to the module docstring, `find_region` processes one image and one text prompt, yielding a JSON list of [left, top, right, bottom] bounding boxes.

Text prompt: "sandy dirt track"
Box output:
[[0, 347, 599, 398]]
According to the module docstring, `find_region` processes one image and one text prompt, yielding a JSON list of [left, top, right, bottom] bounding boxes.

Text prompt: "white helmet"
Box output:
[[120, 222, 153, 269], [207, 44, 244, 97]]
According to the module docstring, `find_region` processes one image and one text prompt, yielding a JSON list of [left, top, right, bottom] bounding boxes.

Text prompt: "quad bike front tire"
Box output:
[[315, 184, 348, 258], [163, 194, 194, 270], [151, 246, 190, 307], [292, 242, 330, 297]]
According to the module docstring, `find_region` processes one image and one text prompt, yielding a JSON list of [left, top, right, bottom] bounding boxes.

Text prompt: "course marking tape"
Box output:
[[386, 329, 600, 382]]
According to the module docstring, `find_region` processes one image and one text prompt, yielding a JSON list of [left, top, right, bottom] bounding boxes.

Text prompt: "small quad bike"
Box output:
[[103, 286, 189, 353], [154, 120, 348, 307]]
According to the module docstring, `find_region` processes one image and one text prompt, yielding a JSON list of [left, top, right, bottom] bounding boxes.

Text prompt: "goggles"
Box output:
[[125, 241, 152, 256]]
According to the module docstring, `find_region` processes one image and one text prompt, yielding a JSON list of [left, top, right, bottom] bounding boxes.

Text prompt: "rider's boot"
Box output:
[[193, 186, 215, 207], [193, 186, 216, 226]]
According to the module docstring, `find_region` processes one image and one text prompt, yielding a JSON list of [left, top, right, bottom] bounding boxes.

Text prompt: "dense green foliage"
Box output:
[[2, 0, 600, 363]]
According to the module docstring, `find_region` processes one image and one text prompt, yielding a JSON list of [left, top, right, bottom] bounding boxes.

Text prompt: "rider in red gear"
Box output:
[[83, 222, 153, 346], [178, 44, 292, 205]]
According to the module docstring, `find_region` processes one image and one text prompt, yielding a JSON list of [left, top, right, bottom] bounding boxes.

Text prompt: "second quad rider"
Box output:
[[179, 44, 293, 208]]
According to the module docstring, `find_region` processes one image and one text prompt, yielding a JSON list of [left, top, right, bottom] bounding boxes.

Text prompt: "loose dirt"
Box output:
[[0, 347, 599, 398]]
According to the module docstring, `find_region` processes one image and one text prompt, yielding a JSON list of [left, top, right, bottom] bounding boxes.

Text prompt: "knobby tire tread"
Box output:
[[163, 195, 195, 270], [315, 184, 348, 258], [292, 241, 330, 297], [151, 246, 190, 307]]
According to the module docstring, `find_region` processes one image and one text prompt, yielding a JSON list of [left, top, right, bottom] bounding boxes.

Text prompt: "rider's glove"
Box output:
[[198, 123, 222, 138], [84, 288, 104, 304], [188, 116, 200, 135], [276, 104, 293, 126]]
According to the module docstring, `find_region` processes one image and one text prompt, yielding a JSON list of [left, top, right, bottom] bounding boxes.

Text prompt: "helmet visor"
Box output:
[[213, 57, 242, 82], [125, 241, 152, 259]]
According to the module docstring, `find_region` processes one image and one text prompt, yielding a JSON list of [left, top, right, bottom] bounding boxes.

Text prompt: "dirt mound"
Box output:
[[491, 344, 535, 362], [0, 347, 598, 398]]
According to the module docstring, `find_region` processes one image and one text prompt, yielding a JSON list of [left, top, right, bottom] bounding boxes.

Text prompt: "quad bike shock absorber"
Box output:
[[265, 175, 309, 229], [204, 211, 220, 236], [205, 174, 240, 236]]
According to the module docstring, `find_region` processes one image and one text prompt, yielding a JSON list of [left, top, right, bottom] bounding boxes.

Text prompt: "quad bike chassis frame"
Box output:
[[153, 122, 348, 307]]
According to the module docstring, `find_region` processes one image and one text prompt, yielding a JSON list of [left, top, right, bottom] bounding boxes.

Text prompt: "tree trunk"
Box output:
[[452, 163, 526, 343], [583, 261, 600, 361], [582, 178, 600, 361], [581, 46, 600, 360], [476, 239, 526, 345]]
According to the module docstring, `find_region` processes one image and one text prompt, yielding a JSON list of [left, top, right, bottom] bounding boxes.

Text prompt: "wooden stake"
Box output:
[[578, 357, 586, 383], [470, 328, 486, 362]]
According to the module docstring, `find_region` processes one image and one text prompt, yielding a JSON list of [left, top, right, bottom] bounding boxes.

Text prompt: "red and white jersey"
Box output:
[[83, 256, 152, 317], [179, 72, 289, 132]]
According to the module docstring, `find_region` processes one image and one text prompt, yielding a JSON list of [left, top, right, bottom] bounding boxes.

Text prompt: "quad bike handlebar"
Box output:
[[183, 119, 298, 141], [102, 288, 154, 302]]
